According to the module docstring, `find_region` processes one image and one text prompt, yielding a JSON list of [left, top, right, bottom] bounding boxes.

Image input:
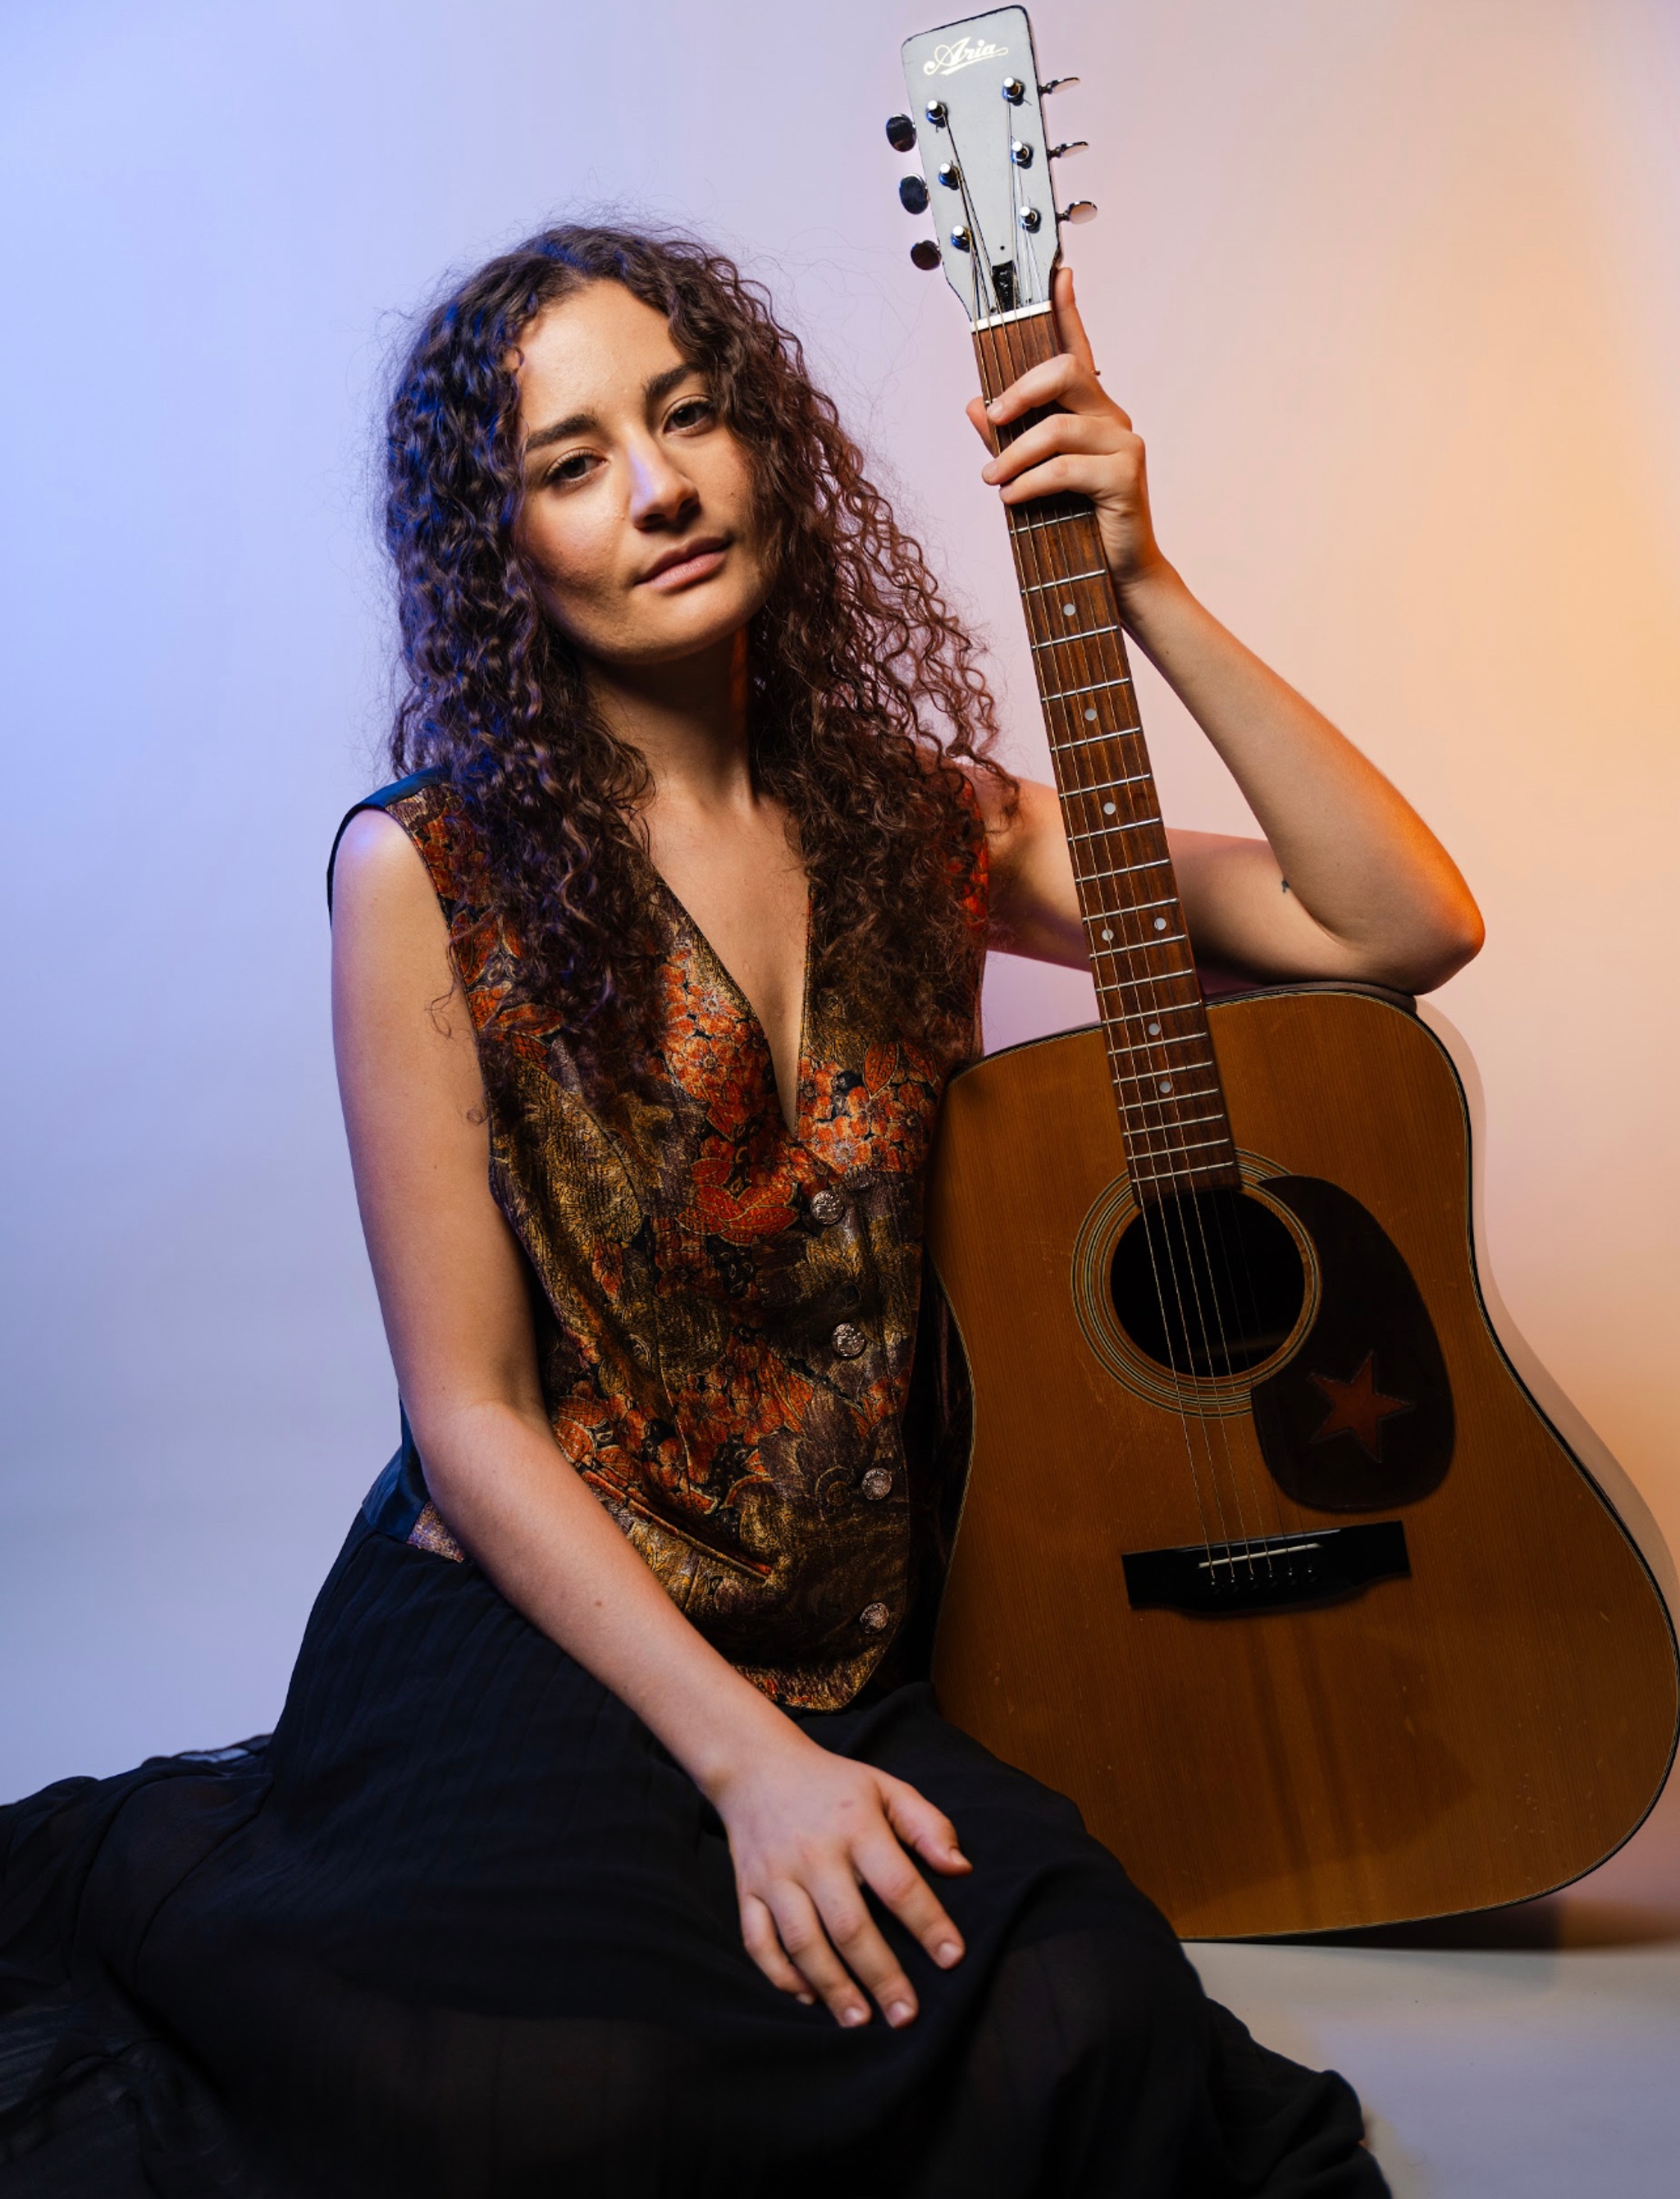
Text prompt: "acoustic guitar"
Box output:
[[890, 6, 1678, 1937]]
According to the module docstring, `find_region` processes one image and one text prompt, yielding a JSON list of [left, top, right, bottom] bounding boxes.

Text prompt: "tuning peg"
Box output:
[[910, 240, 942, 271], [1048, 140, 1089, 160], [1059, 199, 1098, 226], [1039, 75, 1080, 94], [1001, 76, 1026, 104], [885, 113, 916, 152], [898, 176, 930, 214]]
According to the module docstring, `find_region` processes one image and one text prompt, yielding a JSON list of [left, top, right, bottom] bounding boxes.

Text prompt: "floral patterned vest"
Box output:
[[329, 770, 987, 1709]]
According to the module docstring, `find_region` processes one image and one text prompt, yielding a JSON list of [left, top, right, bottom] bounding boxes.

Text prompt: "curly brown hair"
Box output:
[[384, 223, 1012, 1072]]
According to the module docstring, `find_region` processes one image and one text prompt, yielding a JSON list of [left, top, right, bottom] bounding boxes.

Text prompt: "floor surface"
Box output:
[[1188, 1777, 1680, 2197]]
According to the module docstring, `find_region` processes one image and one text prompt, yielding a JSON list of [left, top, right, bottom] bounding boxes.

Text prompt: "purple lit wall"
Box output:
[[5, 0, 1678, 1851]]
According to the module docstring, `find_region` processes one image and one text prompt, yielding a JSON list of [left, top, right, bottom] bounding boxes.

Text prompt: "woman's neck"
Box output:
[[588, 627, 754, 812]]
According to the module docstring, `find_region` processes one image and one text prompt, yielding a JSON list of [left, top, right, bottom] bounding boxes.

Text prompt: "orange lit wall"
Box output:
[[955, 1, 1680, 1576]]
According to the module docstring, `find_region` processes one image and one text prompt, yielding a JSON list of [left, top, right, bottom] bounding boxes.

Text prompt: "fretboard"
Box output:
[[975, 308, 1239, 1198]]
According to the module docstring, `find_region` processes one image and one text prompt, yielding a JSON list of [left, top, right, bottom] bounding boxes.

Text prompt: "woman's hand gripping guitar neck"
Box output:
[[968, 265, 1485, 995], [331, 810, 970, 2034]]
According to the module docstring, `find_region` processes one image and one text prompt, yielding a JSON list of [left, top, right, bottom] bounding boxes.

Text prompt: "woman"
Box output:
[[0, 225, 1479, 2195]]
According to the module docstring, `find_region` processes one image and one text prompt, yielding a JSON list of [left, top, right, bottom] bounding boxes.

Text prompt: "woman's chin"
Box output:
[[587, 592, 763, 673]]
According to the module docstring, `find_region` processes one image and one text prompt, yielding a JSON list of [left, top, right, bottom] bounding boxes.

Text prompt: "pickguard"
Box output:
[[1251, 1175, 1454, 1508]]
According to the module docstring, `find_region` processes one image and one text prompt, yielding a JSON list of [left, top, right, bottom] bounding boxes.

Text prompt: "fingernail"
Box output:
[[987, 399, 1003, 416], [887, 2000, 915, 2028], [935, 1940, 962, 1968], [841, 2004, 869, 2028], [797, 1992, 815, 2006]]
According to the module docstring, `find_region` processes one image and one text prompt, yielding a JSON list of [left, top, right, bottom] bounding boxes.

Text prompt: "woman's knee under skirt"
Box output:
[[0, 1517, 1387, 2197]]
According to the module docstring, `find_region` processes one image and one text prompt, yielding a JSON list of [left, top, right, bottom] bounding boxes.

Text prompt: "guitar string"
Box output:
[[966, 120, 1270, 1569], [989, 311, 1251, 1565], [944, 117, 1228, 1544], [981, 314, 1221, 1558], [988, 311, 1239, 1558], [999, 301, 1299, 1571], [993, 307, 1283, 1573]]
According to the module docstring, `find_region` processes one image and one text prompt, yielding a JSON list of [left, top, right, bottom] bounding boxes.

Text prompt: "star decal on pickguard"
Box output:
[[1308, 1351, 1413, 1461]]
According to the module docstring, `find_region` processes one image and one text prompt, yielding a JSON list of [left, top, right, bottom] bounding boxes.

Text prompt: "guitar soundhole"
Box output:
[[1108, 1188, 1307, 1380]]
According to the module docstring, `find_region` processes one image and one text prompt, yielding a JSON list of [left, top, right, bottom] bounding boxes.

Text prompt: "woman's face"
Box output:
[[510, 281, 769, 669]]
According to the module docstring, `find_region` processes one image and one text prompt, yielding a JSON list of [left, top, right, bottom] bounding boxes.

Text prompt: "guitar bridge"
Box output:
[[1121, 1521, 1409, 1616]]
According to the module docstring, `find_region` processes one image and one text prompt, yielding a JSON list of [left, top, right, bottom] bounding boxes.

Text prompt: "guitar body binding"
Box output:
[[926, 986, 1680, 1938]]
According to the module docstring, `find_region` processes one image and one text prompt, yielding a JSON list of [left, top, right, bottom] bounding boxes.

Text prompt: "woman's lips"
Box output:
[[638, 541, 728, 592]]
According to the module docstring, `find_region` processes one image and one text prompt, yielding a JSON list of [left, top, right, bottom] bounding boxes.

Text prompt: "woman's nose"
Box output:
[[627, 443, 698, 529]]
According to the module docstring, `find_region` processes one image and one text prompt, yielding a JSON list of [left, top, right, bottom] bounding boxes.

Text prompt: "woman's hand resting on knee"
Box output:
[[710, 1729, 970, 2028]]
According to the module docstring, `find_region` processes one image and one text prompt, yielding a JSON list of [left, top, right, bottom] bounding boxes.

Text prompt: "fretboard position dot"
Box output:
[[1062, 603, 1076, 618], [1153, 917, 1167, 931], [1084, 708, 1098, 722], [1101, 927, 1114, 942], [1147, 1020, 1161, 1036], [1102, 801, 1116, 814], [1158, 1078, 1172, 1093]]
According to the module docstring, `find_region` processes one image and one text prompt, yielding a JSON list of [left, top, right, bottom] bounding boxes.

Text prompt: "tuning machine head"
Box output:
[[1060, 198, 1098, 226], [910, 240, 943, 271], [884, 112, 917, 152], [898, 175, 930, 213]]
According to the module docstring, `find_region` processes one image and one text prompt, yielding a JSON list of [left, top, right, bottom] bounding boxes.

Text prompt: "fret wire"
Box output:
[[1104, 1039, 1217, 1070], [1114, 1074, 1221, 1098], [1065, 817, 1162, 843], [1085, 892, 1179, 915], [1009, 509, 1087, 535], [1052, 723, 1144, 750], [1087, 965, 1198, 992], [1068, 769, 1155, 793], [1079, 859, 1171, 883], [1125, 1133, 1234, 1158], [1021, 568, 1107, 593], [1102, 1032, 1211, 1057], [1115, 1079, 1223, 1104], [1106, 1045, 1217, 1071], [1126, 1156, 1238, 1184], [1098, 1001, 1208, 1030], [1041, 677, 1133, 703], [1029, 623, 1121, 652]]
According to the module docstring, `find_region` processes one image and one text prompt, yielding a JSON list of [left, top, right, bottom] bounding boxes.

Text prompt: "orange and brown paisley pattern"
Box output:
[[342, 770, 987, 1709]]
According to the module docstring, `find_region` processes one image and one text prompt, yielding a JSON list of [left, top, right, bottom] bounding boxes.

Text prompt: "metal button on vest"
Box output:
[[830, 1322, 867, 1358], [808, 1189, 847, 1227], [860, 1602, 891, 1633], [859, 1467, 893, 1502]]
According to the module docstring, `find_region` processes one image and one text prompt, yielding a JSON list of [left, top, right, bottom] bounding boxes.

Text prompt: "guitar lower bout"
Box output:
[[926, 984, 1679, 1937]]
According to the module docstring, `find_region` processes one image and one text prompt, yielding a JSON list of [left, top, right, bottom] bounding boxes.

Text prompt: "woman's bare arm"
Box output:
[[331, 809, 969, 2029], [970, 267, 1484, 991]]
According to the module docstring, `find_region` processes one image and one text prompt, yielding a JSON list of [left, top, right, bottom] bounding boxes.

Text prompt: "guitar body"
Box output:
[[927, 987, 1679, 1938]]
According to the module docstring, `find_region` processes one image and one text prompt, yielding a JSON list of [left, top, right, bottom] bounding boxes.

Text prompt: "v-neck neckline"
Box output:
[[648, 867, 813, 1144]]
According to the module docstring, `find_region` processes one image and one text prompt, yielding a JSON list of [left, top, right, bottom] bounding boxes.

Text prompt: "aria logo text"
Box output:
[[923, 36, 1009, 77]]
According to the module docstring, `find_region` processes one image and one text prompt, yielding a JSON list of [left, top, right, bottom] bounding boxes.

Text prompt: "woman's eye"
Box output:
[[545, 451, 598, 488], [668, 398, 715, 431]]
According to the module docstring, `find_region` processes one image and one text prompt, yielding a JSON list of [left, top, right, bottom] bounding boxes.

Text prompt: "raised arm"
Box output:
[[330, 810, 968, 2028], [970, 267, 1484, 994]]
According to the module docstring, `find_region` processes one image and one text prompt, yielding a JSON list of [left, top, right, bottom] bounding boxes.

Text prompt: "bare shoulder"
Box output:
[[332, 806, 440, 923]]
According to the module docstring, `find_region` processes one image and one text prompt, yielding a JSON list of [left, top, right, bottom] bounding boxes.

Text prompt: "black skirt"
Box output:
[[0, 1517, 1386, 2197]]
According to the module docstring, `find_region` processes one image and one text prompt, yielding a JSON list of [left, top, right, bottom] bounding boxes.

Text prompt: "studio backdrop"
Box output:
[[3, 0, 1678, 1795]]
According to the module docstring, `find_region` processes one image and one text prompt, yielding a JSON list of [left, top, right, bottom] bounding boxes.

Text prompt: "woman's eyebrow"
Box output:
[[643, 363, 699, 411], [525, 410, 595, 456], [523, 367, 700, 460]]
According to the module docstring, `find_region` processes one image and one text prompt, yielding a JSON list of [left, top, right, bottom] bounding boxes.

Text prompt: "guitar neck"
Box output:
[[975, 308, 1240, 1198]]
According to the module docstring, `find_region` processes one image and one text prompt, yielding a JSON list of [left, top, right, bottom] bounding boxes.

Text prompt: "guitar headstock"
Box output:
[[888, 7, 1093, 326]]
